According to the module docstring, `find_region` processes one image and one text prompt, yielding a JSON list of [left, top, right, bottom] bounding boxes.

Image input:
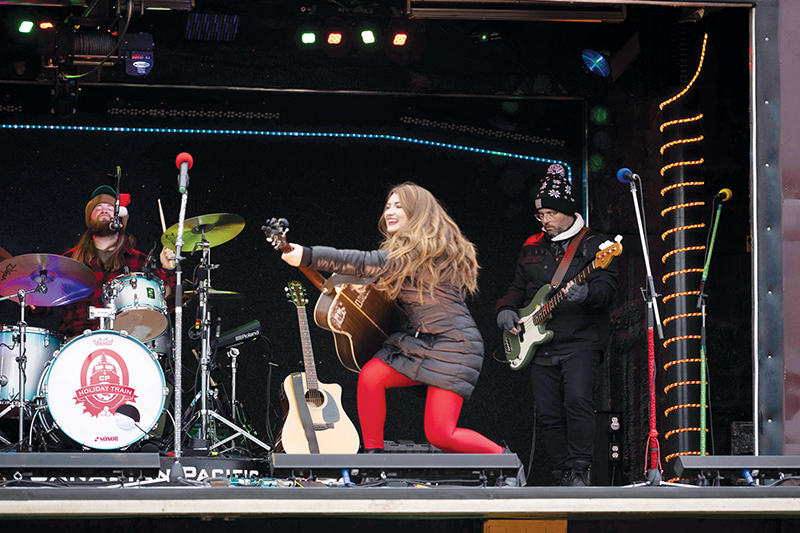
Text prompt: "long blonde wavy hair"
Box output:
[[376, 182, 479, 300]]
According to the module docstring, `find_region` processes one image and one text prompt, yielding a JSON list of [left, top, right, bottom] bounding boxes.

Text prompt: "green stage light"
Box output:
[[18, 20, 34, 33], [361, 30, 376, 44], [301, 32, 316, 44]]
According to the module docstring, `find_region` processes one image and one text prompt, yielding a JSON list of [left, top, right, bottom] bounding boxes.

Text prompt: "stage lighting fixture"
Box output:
[[119, 33, 154, 77], [354, 21, 381, 51], [296, 22, 320, 49], [40, 22, 55, 30], [361, 29, 376, 44], [391, 32, 408, 46], [321, 17, 351, 58], [582, 49, 611, 78], [18, 20, 34, 33]]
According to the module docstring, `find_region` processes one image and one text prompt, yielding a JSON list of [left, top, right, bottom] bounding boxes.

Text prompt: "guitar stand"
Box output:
[[185, 236, 270, 455]]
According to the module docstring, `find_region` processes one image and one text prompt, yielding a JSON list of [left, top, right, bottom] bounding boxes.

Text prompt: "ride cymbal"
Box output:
[[161, 213, 245, 251], [0, 254, 99, 306]]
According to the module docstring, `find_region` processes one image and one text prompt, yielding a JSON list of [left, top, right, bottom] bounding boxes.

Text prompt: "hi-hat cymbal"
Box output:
[[184, 289, 244, 302], [0, 254, 99, 307], [161, 214, 245, 251]]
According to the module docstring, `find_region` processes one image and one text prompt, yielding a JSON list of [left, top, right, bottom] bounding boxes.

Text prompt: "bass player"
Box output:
[[495, 164, 619, 486]]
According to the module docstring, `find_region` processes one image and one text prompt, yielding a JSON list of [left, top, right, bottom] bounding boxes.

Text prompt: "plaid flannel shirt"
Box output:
[[57, 247, 176, 339]]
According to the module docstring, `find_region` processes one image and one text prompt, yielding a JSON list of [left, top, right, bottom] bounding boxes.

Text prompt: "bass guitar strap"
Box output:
[[549, 226, 589, 289], [291, 373, 321, 453]]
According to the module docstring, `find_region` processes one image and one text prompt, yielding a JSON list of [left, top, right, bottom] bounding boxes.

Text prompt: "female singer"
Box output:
[[281, 182, 504, 453]]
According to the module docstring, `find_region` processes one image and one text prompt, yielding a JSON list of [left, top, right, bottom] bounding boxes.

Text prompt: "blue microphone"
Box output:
[[617, 168, 638, 183]]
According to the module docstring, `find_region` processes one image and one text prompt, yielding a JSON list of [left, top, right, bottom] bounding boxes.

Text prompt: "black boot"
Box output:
[[569, 461, 591, 486]]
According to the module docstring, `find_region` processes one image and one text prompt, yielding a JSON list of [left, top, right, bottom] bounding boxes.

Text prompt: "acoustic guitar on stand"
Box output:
[[277, 281, 360, 454], [262, 217, 394, 373], [503, 237, 623, 371]]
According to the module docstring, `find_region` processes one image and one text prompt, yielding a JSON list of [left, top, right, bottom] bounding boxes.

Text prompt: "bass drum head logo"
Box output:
[[74, 348, 137, 418]]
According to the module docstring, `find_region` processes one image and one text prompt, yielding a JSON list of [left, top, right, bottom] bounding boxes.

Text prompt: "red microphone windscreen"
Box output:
[[175, 152, 194, 170]]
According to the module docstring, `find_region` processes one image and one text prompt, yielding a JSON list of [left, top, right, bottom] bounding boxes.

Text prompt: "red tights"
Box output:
[[357, 358, 503, 453]]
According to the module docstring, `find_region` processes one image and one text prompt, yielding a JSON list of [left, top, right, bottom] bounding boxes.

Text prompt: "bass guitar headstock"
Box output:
[[596, 235, 623, 270], [262, 217, 292, 253]]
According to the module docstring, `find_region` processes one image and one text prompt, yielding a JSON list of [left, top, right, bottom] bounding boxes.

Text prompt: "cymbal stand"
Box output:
[[189, 235, 270, 454], [0, 276, 48, 449]]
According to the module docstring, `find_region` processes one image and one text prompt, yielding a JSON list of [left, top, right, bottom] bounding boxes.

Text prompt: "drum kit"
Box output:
[[0, 213, 268, 455]]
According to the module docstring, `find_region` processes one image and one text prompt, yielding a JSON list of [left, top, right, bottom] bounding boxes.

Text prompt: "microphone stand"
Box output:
[[170, 161, 190, 482], [625, 174, 666, 486], [696, 195, 726, 457]]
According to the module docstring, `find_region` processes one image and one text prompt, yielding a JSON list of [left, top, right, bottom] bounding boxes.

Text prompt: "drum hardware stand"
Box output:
[[186, 236, 271, 455], [228, 347, 240, 425], [0, 278, 48, 450]]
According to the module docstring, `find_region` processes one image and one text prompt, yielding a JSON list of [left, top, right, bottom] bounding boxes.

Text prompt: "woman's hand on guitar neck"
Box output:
[[281, 243, 304, 267]]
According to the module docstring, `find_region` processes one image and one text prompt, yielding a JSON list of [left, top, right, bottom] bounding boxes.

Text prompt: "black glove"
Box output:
[[497, 309, 520, 331], [565, 282, 588, 304]]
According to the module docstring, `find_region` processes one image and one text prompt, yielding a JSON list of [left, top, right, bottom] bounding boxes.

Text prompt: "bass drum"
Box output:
[[43, 330, 167, 450]]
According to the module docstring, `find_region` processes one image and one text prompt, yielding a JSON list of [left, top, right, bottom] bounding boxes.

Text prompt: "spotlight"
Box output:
[[119, 33, 154, 77], [361, 30, 376, 44], [296, 23, 320, 50], [355, 21, 382, 51], [18, 20, 34, 33], [582, 49, 611, 78], [321, 17, 351, 58], [384, 19, 425, 65]]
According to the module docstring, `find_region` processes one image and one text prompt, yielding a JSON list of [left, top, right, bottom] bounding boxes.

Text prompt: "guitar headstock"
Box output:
[[596, 236, 623, 269], [285, 280, 308, 308], [262, 217, 291, 253]]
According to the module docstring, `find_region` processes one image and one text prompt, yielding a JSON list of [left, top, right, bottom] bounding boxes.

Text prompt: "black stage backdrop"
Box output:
[[0, 89, 586, 479], [0, 6, 752, 486]]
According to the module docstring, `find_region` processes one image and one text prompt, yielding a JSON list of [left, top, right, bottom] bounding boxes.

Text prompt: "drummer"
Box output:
[[34, 186, 177, 339]]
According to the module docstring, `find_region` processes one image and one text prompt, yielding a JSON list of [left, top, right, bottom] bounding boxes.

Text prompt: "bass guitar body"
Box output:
[[278, 372, 360, 454], [502, 284, 555, 371]]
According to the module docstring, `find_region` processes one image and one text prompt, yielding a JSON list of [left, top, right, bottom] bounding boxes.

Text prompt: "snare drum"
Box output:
[[43, 330, 167, 450], [0, 326, 60, 406], [102, 273, 167, 342]]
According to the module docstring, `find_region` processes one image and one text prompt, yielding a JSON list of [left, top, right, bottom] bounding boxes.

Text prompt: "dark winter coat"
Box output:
[[303, 246, 484, 399], [495, 228, 619, 356]]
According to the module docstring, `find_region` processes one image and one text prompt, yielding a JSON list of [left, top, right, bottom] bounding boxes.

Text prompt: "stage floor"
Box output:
[[1, 452, 800, 521]]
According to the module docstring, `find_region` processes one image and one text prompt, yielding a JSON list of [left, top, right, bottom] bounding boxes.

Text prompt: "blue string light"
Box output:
[[0, 123, 573, 182]]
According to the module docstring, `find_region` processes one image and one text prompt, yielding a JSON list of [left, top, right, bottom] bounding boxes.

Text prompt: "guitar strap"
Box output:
[[549, 226, 589, 289], [291, 373, 321, 453]]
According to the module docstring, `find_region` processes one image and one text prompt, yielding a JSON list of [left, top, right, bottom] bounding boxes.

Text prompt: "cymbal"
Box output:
[[161, 214, 245, 251], [184, 289, 244, 302], [0, 254, 99, 307]]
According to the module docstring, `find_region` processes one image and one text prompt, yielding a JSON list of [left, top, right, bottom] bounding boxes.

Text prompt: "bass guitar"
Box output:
[[262, 217, 394, 373], [503, 238, 623, 371], [277, 281, 360, 454]]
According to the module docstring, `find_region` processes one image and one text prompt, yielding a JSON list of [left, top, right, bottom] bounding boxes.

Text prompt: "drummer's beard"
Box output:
[[87, 218, 120, 237]]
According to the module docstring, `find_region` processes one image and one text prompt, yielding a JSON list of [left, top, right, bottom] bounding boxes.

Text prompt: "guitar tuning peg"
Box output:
[[615, 235, 623, 243]]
